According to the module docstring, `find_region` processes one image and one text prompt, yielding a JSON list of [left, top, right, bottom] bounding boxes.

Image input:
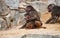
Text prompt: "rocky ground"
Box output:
[[0, 12, 60, 38]]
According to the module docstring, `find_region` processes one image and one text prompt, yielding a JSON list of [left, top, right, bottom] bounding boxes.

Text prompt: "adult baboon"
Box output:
[[21, 5, 46, 29], [46, 4, 60, 24]]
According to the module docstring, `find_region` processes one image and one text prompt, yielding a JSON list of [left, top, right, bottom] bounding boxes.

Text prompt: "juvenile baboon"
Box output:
[[21, 5, 46, 29]]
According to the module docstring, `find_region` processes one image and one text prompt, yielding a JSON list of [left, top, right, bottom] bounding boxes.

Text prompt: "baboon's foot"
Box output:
[[49, 22, 55, 24], [19, 26, 25, 29], [45, 20, 56, 24], [45, 21, 50, 24], [49, 20, 56, 24], [36, 26, 46, 29], [45, 22, 49, 24], [41, 27, 46, 29]]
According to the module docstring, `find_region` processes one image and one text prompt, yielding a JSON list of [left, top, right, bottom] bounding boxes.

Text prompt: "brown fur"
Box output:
[[20, 5, 46, 29]]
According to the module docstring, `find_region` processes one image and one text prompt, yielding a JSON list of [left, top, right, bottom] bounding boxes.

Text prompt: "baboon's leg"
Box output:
[[50, 16, 59, 23], [45, 17, 53, 24], [20, 21, 33, 29], [20, 23, 27, 29], [46, 16, 59, 24]]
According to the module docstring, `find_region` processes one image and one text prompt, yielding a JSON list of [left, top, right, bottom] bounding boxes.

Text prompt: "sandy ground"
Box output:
[[0, 12, 60, 38]]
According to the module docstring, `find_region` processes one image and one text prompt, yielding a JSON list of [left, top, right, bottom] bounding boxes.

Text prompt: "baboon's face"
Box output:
[[25, 7, 32, 12], [48, 4, 55, 12]]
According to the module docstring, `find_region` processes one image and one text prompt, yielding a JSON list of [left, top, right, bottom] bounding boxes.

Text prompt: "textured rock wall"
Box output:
[[0, 0, 10, 30], [0, 0, 26, 30]]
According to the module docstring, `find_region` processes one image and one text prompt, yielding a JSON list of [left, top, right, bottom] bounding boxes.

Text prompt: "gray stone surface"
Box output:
[[22, 34, 60, 38], [5, 0, 19, 9], [30, 1, 48, 14], [10, 10, 26, 26], [55, 0, 60, 6]]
